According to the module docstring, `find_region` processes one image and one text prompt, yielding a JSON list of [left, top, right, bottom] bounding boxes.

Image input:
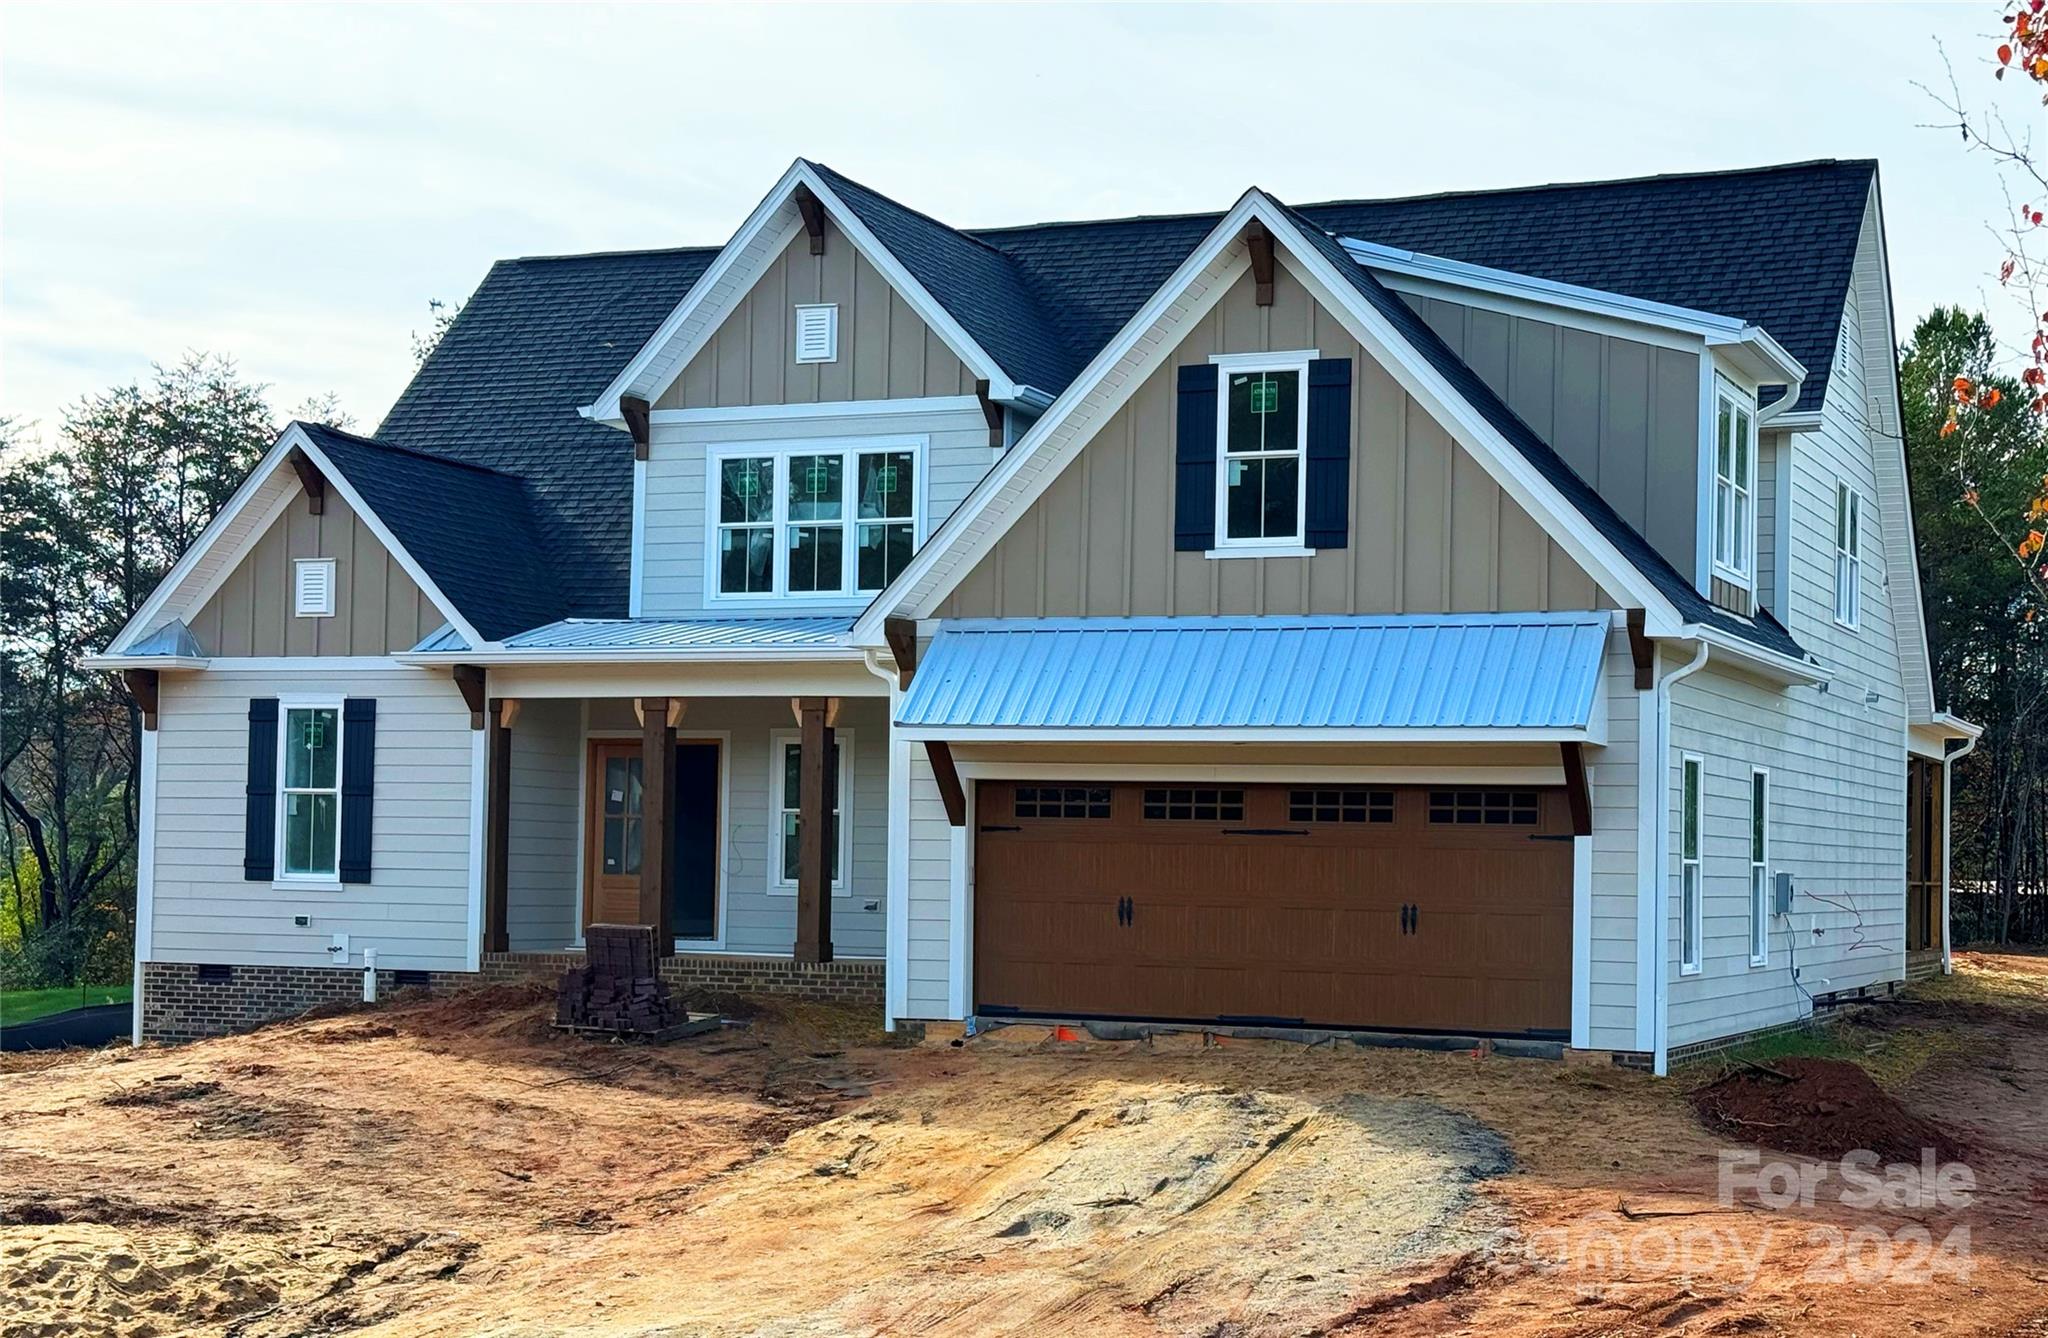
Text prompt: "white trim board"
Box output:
[[585, 160, 1022, 424], [650, 395, 982, 426], [850, 190, 1691, 646]]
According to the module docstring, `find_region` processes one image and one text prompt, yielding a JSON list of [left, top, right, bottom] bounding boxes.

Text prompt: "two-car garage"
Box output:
[[972, 781, 1573, 1036]]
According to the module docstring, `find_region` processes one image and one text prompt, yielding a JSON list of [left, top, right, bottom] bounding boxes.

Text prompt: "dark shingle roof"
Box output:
[[375, 246, 719, 616], [297, 421, 567, 643], [1272, 204, 1806, 662], [361, 159, 1873, 641]]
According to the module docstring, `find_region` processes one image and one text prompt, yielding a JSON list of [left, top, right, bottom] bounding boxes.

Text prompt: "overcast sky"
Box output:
[[0, 2, 2036, 437]]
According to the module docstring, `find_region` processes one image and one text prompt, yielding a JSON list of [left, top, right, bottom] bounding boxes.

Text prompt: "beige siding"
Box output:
[[1587, 629, 1641, 1051], [657, 231, 975, 410], [188, 490, 438, 657], [149, 665, 475, 973], [1406, 294, 1702, 582], [939, 266, 1605, 619]]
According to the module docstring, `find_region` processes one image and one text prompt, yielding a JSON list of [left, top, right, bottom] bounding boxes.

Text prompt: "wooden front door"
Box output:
[[973, 782, 1573, 1036], [584, 739, 723, 938]]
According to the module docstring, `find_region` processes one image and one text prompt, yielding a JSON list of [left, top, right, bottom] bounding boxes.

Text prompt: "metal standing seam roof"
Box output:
[[497, 616, 857, 651], [895, 614, 1611, 733]]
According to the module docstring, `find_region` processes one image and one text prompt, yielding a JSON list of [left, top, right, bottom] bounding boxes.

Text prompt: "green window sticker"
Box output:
[[1250, 376, 1279, 415]]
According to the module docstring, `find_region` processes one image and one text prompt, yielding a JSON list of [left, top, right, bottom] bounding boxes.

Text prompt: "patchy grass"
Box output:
[[1916, 947, 2048, 1014], [0, 985, 132, 1029], [1687, 1019, 1967, 1090]]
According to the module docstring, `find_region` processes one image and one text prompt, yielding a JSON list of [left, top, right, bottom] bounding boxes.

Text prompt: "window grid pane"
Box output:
[[1014, 785, 1112, 820], [1426, 789, 1539, 826], [780, 741, 842, 883], [1287, 788, 1394, 824], [1141, 788, 1245, 821]]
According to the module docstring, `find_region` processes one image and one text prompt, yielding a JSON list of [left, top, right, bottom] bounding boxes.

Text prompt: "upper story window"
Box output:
[[1711, 379, 1756, 586], [711, 438, 920, 600], [1834, 482, 1862, 628], [1215, 355, 1309, 550]]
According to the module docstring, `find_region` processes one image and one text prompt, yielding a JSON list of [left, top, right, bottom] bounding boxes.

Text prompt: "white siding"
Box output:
[[150, 664, 476, 973], [1587, 628, 1641, 1050], [506, 698, 579, 951], [904, 746, 955, 1019], [639, 406, 996, 618], [1661, 206, 1911, 1049]]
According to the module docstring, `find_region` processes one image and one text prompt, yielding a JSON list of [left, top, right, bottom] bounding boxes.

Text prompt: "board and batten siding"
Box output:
[[188, 489, 440, 657], [149, 665, 476, 973], [505, 697, 581, 952], [1663, 226, 1909, 1049], [657, 230, 975, 410], [1399, 293, 1701, 584], [639, 405, 995, 618], [938, 265, 1606, 620], [580, 698, 888, 958]]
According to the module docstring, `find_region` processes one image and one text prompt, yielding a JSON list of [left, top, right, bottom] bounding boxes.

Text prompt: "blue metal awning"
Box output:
[[894, 613, 1610, 739]]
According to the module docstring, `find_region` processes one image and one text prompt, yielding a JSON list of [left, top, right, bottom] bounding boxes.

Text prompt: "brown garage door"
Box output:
[[974, 782, 1572, 1035]]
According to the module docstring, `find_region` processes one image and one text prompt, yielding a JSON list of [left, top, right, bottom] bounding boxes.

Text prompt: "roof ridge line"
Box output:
[[805, 159, 1021, 262]]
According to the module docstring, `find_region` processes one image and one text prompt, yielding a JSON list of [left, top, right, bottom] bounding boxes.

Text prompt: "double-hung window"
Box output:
[[712, 440, 919, 600], [1214, 355, 1309, 550], [770, 730, 852, 893], [1834, 483, 1862, 628], [279, 704, 342, 880], [1711, 381, 1756, 585], [1749, 767, 1770, 967], [1681, 754, 1704, 975]]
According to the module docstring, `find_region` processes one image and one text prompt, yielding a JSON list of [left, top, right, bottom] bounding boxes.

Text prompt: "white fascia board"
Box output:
[[584, 160, 1016, 424], [1931, 711, 1983, 740], [854, 190, 1686, 646], [1680, 623, 1826, 686], [894, 725, 1596, 744], [393, 647, 869, 667], [288, 430, 492, 651], [79, 655, 211, 671], [649, 395, 983, 426]]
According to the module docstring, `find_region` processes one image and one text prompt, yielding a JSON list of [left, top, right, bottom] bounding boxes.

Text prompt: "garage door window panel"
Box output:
[[1014, 785, 1112, 820], [1142, 788, 1246, 822], [1288, 788, 1394, 824], [1427, 789, 1540, 826]]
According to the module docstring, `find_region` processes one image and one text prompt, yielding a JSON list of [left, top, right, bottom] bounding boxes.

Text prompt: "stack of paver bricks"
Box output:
[[555, 924, 678, 1034]]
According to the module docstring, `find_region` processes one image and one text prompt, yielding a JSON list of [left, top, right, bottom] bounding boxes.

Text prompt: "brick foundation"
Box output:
[[137, 949, 886, 1045]]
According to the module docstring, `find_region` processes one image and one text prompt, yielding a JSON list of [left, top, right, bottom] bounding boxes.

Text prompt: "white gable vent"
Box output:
[[294, 558, 336, 617], [794, 303, 838, 364]]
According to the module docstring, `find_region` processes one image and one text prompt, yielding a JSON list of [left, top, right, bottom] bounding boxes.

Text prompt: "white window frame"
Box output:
[[1834, 482, 1862, 629], [703, 436, 924, 605], [1748, 766, 1771, 967], [767, 728, 854, 897], [276, 696, 345, 888], [794, 303, 839, 364], [294, 558, 336, 618], [1710, 377, 1757, 588], [1210, 350, 1314, 557], [1680, 752, 1704, 976]]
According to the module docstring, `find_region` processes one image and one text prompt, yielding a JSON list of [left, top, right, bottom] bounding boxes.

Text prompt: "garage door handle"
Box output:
[[1116, 896, 1132, 927]]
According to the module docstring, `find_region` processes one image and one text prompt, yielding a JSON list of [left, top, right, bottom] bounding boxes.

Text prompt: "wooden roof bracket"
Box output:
[[621, 395, 652, 462], [1626, 608, 1655, 690], [1560, 741, 1592, 837], [794, 184, 827, 255], [1245, 221, 1276, 306], [883, 617, 919, 689], [452, 664, 487, 730], [122, 668, 160, 731], [974, 379, 1003, 448], [925, 740, 966, 827], [288, 448, 326, 515]]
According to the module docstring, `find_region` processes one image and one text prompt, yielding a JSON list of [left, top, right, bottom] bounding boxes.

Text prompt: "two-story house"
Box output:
[[91, 158, 1979, 1072]]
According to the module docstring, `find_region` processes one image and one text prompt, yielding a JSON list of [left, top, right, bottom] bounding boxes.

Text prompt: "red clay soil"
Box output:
[[1689, 1056, 1967, 1163]]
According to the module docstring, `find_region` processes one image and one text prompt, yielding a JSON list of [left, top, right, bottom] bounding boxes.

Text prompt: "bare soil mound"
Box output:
[[1689, 1056, 1964, 1163]]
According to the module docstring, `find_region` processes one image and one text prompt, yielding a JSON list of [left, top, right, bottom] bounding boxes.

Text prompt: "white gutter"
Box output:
[[1940, 727, 1981, 976], [1652, 640, 1711, 1077], [1680, 624, 1826, 687]]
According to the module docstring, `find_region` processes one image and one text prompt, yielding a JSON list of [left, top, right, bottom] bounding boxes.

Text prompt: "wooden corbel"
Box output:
[[632, 698, 687, 729], [288, 449, 326, 515], [1561, 742, 1592, 837], [974, 379, 1003, 449], [122, 668, 160, 731], [883, 617, 919, 689], [1245, 221, 1276, 307], [452, 665, 487, 730], [621, 395, 652, 462], [1626, 608, 1655, 691], [794, 185, 827, 255], [924, 740, 966, 827], [791, 696, 841, 729]]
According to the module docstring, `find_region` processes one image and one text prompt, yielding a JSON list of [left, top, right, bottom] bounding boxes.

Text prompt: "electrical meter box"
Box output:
[[1773, 871, 1795, 916]]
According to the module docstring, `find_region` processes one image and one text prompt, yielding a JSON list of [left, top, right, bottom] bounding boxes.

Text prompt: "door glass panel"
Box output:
[[599, 754, 643, 876]]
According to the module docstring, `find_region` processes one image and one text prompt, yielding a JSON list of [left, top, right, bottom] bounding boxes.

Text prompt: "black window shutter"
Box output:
[[339, 698, 377, 884], [1306, 358, 1353, 549], [243, 698, 278, 881], [1174, 364, 1219, 551]]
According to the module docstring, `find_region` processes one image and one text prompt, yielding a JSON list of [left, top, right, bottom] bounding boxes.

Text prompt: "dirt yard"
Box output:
[[4, 955, 2048, 1337]]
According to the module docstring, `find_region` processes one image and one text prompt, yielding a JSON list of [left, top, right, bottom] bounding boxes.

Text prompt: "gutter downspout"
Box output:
[[1653, 640, 1711, 1077], [1940, 733, 1979, 976]]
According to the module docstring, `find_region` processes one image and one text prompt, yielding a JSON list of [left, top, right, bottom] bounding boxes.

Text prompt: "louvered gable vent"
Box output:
[[294, 559, 335, 617], [794, 303, 838, 364]]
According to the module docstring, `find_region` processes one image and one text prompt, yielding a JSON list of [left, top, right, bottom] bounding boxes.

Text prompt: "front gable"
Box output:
[[939, 263, 1605, 620], [657, 227, 976, 411]]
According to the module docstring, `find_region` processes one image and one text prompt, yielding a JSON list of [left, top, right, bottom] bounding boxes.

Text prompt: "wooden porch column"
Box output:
[[794, 696, 837, 964], [638, 698, 676, 947], [483, 699, 513, 954]]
